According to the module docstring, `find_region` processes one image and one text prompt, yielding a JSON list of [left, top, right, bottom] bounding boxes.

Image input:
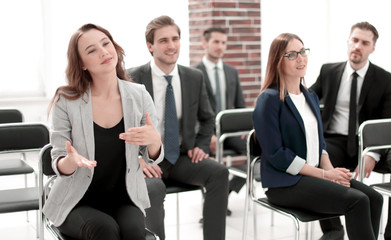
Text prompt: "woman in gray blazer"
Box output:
[[44, 23, 163, 240]]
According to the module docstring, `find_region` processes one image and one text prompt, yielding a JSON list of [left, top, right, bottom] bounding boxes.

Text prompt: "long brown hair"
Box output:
[[49, 23, 129, 111], [261, 33, 304, 101]]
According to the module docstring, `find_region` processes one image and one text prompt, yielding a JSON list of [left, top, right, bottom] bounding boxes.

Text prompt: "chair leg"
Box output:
[[293, 219, 300, 240], [253, 202, 258, 240], [241, 186, 250, 240], [176, 193, 180, 240]]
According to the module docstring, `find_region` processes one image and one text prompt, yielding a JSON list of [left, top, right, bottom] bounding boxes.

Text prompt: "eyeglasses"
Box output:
[[283, 48, 310, 61]]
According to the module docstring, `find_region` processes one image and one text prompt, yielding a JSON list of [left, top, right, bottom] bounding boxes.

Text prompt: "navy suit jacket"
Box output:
[[253, 85, 326, 188], [194, 62, 245, 114], [127, 63, 215, 154]]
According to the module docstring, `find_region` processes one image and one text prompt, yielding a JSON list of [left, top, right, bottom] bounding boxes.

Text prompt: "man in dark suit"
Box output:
[[194, 27, 246, 214], [311, 21, 391, 240], [127, 15, 229, 240]]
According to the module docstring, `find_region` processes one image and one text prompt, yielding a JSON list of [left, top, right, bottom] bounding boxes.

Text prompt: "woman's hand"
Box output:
[[324, 168, 352, 187], [57, 141, 97, 175], [119, 113, 161, 159]]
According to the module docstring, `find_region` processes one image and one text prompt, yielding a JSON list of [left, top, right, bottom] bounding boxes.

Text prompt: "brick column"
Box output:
[[188, 0, 261, 107]]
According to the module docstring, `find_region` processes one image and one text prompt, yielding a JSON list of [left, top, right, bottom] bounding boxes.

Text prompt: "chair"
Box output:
[[164, 179, 203, 240], [215, 108, 254, 179], [0, 109, 34, 190], [0, 122, 49, 239], [356, 118, 391, 234], [242, 129, 341, 240], [357, 118, 391, 182], [0, 108, 23, 124], [38, 144, 159, 240]]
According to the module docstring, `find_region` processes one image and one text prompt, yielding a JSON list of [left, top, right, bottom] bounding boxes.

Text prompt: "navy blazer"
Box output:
[[253, 85, 326, 188]]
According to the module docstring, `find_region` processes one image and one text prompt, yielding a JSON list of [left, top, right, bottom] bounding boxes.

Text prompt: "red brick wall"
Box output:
[[188, 0, 261, 107]]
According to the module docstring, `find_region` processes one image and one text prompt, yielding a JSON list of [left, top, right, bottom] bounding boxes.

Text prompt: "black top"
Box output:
[[78, 118, 129, 208]]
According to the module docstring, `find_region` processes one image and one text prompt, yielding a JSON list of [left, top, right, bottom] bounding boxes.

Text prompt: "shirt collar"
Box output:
[[150, 59, 178, 78], [346, 60, 370, 79], [202, 56, 223, 70]]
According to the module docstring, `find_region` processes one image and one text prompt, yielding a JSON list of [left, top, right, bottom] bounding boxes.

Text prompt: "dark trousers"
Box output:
[[266, 176, 383, 240], [321, 134, 391, 238], [144, 156, 229, 240], [58, 203, 145, 240], [225, 136, 247, 193]]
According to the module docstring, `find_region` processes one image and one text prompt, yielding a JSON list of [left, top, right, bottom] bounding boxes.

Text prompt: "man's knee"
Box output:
[[146, 178, 166, 202]]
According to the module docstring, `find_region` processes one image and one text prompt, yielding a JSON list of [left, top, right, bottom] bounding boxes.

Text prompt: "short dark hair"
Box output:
[[203, 27, 226, 42], [350, 21, 379, 43]]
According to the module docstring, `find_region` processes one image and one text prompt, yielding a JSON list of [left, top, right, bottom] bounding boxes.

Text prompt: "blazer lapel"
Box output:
[[358, 62, 374, 113], [285, 96, 305, 134], [178, 66, 190, 123], [80, 89, 95, 160], [199, 63, 215, 111], [302, 87, 323, 134], [141, 63, 154, 100], [118, 79, 136, 133], [329, 63, 346, 107]]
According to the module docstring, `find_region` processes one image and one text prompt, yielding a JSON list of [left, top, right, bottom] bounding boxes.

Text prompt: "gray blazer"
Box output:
[[43, 79, 164, 226]]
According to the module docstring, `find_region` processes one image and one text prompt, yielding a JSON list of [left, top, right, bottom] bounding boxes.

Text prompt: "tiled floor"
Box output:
[[0, 153, 387, 239]]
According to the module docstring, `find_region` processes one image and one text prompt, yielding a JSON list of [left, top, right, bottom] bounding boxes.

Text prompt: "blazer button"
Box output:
[[127, 168, 130, 173]]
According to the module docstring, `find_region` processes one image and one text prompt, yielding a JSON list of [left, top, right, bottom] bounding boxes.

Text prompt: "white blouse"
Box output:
[[289, 92, 319, 167]]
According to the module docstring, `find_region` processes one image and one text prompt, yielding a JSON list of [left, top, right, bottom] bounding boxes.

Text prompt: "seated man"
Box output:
[[127, 15, 229, 240], [194, 26, 247, 216]]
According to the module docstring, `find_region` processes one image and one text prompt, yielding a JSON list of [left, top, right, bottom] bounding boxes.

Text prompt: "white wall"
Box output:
[[0, 0, 189, 123], [262, 0, 391, 87], [2, 0, 391, 122]]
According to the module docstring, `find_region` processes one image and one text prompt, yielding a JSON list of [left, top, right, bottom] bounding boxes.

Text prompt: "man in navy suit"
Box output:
[[311, 21, 391, 240], [127, 15, 229, 240], [194, 27, 246, 214]]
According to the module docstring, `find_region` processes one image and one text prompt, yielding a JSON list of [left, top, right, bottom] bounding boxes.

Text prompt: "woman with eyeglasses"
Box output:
[[253, 33, 382, 240]]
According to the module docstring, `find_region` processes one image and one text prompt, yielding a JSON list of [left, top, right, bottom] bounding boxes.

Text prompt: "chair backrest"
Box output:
[[216, 108, 254, 136], [40, 144, 55, 177], [246, 129, 262, 200], [0, 108, 23, 124], [0, 123, 49, 153], [247, 129, 262, 159], [215, 108, 254, 162], [357, 118, 391, 181]]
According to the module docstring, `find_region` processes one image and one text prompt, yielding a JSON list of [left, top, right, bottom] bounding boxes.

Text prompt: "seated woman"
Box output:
[[252, 33, 383, 240], [43, 23, 163, 240]]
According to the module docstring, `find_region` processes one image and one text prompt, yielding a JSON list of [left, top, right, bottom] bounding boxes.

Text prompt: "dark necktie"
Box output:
[[164, 75, 180, 164], [214, 66, 222, 113], [347, 72, 358, 157]]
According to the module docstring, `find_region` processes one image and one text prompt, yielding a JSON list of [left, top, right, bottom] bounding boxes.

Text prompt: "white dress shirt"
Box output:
[[202, 56, 227, 110], [328, 61, 367, 135]]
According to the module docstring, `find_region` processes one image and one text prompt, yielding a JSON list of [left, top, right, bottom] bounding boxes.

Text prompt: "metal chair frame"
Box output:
[[242, 130, 341, 240], [356, 118, 391, 235], [0, 122, 49, 239], [215, 108, 254, 178]]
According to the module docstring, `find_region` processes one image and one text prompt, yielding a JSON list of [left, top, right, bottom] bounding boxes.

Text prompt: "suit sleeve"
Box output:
[[195, 74, 215, 152], [310, 65, 325, 100], [234, 72, 246, 108], [253, 92, 305, 175], [50, 97, 72, 177]]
